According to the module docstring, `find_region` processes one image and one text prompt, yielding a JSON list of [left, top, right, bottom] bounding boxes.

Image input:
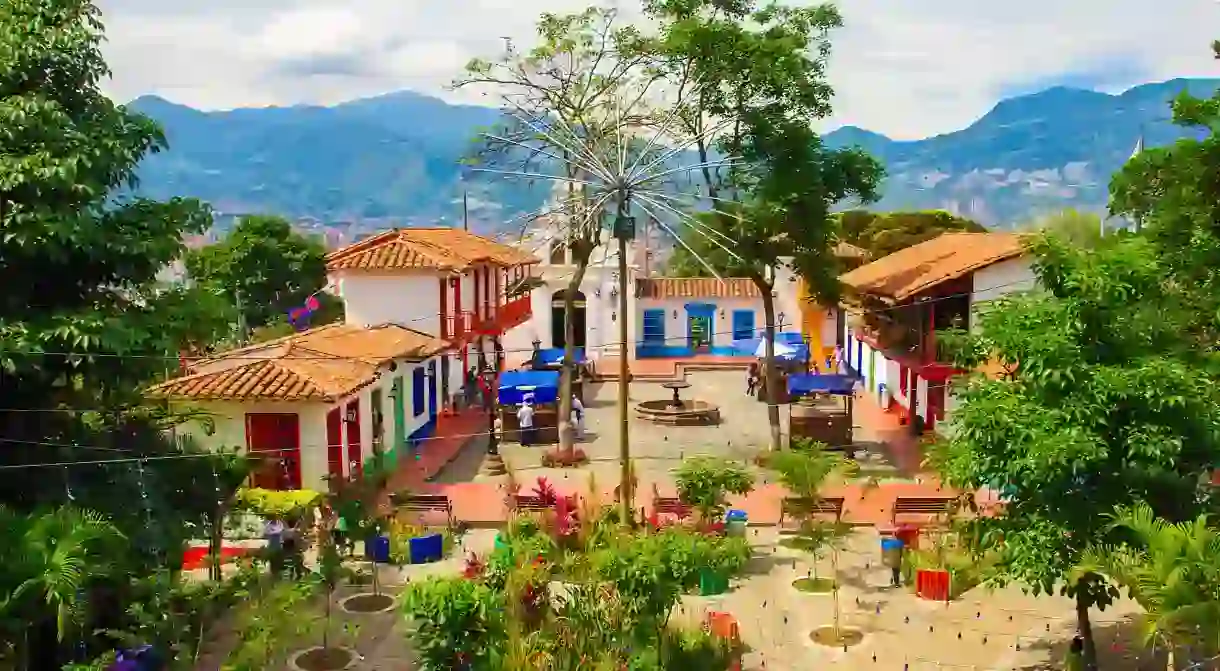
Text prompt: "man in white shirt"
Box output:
[[517, 401, 536, 446], [570, 394, 585, 439]]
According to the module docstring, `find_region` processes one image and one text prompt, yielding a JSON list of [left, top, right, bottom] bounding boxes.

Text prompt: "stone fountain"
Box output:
[[634, 380, 721, 426]]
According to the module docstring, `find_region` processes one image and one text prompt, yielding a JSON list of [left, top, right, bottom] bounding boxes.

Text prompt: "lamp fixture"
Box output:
[[672, 309, 678, 318], [344, 406, 358, 423]]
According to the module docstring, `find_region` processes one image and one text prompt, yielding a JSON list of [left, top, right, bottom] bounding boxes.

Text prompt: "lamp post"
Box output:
[[479, 364, 499, 456]]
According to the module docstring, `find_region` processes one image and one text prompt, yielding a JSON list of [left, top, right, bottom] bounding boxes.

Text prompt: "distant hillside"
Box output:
[[128, 78, 1219, 233], [822, 78, 1218, 226]]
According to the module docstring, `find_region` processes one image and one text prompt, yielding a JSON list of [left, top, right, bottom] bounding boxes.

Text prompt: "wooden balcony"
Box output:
[[441, 311, 473, 344], [470, 295, 533, 336]]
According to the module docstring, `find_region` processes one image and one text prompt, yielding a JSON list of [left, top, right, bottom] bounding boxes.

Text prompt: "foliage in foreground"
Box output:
[[936, 59, 1220, 670], [403, 506, 751, 671]]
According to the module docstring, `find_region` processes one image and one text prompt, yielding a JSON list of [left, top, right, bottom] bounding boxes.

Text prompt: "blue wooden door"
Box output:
[[427, 360, 438, 421]]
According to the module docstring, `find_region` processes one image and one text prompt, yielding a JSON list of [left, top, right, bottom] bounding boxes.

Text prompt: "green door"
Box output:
[[391, 376, 406, 457]]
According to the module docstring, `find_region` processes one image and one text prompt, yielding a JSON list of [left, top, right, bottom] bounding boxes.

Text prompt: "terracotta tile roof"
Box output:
[[326, 228, 537, 273], [637, 277, 762, 299], [839, 232, 1026, 302], [147, 323, 450, 402]]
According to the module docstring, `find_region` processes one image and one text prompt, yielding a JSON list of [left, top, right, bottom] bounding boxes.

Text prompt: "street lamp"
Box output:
[[479, 364, 499, 455]]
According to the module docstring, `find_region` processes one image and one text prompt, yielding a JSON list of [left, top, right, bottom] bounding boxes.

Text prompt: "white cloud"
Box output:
[[96, 0, 1220, 139]]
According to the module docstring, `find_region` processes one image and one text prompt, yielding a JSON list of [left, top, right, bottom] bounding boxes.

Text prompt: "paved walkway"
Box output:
[[390, 371, 969, 528]]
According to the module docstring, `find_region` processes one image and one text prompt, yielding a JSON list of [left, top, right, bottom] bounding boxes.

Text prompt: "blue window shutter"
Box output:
[[642, 309, 666, 343], [732, 311, 755, 340], [412, 367, 426, 417]]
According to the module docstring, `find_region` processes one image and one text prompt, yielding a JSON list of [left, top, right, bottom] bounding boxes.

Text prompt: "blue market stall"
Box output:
[[527, 348, 589, 402], [497, 370, 561, 444], [786, 373, 858, 450]]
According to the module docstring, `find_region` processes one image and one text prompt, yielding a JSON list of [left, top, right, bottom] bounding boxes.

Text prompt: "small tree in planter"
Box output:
[[674, 457, 755, 527], [768, 445, 862, 646]]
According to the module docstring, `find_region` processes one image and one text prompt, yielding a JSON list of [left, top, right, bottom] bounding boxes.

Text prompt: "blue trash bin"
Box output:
[[725, 509, 748, 537], [365, 534, 391, 563], [408, 533, 444, 564]]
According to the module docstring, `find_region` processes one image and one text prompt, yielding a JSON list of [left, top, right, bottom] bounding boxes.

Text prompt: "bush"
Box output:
[[674, 457, 754, 521], [402, 577, 505, 671], [233, 488, 323, 519]]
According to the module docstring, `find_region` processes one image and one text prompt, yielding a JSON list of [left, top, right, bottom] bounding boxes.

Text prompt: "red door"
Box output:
[[326, 408, 344, 483], [345, 399, 362, 478], [245, 413, 301, 490]]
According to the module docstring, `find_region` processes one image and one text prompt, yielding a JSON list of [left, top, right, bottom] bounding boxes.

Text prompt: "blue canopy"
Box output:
[[536, 347, 587, 365], [498, 370, 560, 405], [787, 373, 857, 397]]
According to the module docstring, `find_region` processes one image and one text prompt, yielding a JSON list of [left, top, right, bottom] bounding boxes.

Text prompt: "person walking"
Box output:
[[517, 400, 536, 446], [282, 518, 304, 579], [746, 361, 759, 396], [263, 516, 285, 576], [571, 394, 585, 439]]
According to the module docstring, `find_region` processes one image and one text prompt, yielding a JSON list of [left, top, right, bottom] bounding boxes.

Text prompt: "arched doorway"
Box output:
[[551, 289, 587, 349]]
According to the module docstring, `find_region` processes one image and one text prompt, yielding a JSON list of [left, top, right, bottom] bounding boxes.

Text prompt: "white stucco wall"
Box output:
[[971, 257, 1036, 304], [170, 356, 441, 492], [636, 296, 769, 347], [334, 272, 442, 336]]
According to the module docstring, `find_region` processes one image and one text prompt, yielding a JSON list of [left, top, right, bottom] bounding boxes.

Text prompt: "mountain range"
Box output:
[[127, 77, 1219, 236]]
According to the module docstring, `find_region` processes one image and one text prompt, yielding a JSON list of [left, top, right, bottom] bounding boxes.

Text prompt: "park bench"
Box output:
[[891, 496, 957, 525], [391, 493, 453, 526], [650, 485, 693, 520], [778, 496, 845, 529], [512, 494, 552, 513]]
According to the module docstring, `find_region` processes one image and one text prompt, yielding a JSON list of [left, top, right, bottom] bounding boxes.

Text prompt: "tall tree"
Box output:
[[837, 210, 986, 258], [0, 5, 250, 636], [455, 8, 653, 461], [1020, 209, 1105, 250], [934, 229, 1220, 670], [635, 0, 882, 451], [184, 214, 340, 338]]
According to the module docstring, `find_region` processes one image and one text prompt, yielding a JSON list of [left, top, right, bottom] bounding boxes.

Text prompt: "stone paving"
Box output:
[[366, 527, 1152, 671], [494, 370, 900, 496]]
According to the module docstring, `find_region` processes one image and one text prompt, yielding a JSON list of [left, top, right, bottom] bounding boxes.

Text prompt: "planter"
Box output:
[[915, 568, 951, 601], [698, 568, 729, 596], [290, 646, 355, 671], [340, 593, 396, 614], [364, 534, 390, 564], [408, 533, 444, 564]]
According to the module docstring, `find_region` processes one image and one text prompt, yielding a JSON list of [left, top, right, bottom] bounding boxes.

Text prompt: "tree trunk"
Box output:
[[696, 136, 718, 201], [760, 281, 782, 451], [1076, 592, 1098, 671], [558, 257, 590, 454]]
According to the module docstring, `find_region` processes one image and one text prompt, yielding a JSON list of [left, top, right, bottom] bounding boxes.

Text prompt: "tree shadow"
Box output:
[[429, 435, 489, 484], [1014, 614, 1212, 671]]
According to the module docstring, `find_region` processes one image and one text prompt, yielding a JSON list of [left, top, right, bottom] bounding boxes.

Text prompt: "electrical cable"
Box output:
[[0, 275, 1033, 362]]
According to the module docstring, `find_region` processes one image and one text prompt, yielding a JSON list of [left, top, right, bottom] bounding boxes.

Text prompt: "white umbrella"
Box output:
[[754, 338, 796, 358]]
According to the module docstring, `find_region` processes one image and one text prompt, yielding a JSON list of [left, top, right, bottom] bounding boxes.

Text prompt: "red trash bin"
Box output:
[[916, 568, 951, 601], [895, 524, 920, 550]]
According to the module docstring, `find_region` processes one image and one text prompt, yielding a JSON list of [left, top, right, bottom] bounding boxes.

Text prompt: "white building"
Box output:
[[501, 214, 845, 367], [151, 227, 539, 491], [150, 323, 451, 492], [838, 232, 1036, 433]]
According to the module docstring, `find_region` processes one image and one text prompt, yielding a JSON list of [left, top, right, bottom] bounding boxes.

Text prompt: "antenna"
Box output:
[[463, 190, 470, 232]]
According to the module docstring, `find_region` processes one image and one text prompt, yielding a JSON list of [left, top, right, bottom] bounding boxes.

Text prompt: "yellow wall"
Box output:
[[797, 278, 831, 373]]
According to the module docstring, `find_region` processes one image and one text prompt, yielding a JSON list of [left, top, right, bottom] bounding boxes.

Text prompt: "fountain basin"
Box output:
[[635, 399, 721, 426]]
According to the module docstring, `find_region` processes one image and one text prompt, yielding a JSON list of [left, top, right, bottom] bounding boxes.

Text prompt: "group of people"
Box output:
[[262, 505, 357, 578], [744, 344, 847, 395], [512, 393, 584, 445]]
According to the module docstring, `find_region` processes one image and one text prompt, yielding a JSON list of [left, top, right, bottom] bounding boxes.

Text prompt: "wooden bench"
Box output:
[[891, 496, 957, 524], [653, 497, 692, 518], [779, 496, 845, 528], [512, 494, 551, 513], [391, 493, 453, 526]]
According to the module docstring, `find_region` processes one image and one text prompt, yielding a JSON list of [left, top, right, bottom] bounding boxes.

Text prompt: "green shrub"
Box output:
[[402, 577, 505, 671], [674, 457, 755, 521], [233, 488, 322, 519]]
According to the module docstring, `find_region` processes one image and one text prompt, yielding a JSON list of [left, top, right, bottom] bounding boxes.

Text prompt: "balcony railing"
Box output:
[[468, 296, 533, 336], [442, 312, 473, 344]]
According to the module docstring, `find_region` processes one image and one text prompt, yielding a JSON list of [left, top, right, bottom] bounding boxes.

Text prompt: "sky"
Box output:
[[95, 0, 1220, 140]]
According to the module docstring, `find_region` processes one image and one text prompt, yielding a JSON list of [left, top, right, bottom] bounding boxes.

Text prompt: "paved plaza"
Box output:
[[489, 370, 901, 496]]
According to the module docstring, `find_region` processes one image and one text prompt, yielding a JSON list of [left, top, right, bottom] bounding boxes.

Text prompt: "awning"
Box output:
[[787, 373, 857, 397], [498, 370, 560, 405]]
